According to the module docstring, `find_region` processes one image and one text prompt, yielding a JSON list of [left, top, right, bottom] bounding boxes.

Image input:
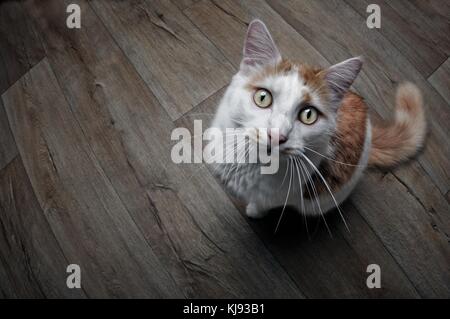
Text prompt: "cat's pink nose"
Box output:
[[268, 130, 287, 144]]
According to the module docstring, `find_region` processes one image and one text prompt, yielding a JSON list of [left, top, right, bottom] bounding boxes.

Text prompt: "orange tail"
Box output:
[[369, 82, 426, 167]]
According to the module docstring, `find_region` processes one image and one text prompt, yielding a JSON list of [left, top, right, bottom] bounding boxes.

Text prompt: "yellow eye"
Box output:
[[299, 107, 319, 125], [253, 89, 272, 108]]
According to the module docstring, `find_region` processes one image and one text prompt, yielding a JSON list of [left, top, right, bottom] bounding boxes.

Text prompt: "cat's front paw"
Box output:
[[246, 202, 268, 219]]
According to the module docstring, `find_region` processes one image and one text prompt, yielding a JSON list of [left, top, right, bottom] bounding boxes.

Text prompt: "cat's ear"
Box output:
[[324, 57, 363, 101], [240, 20, 281, 73]]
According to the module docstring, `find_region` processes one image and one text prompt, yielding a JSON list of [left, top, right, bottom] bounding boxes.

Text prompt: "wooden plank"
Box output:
[[392, 160, 450, 236], [89, 0, 234, 120], [26, 0, 303, 298], [185, 0, 450, 237], [183, 0, 449, 297], [428, 58, 450, 105], [187, 0, 449, 200], [0, 1, 45, 94], [390, 0, 450, 57], [345, 0, 448, 77], [0, 54, 8, 95], [0, 156, 85, 298], [182, 91, 450, 297], [270, 1, 449, 296], [183, 0, 329, 68], [0, 0, 43, 174], [0, 99, 17, 170], [176, 89, 419, 298], [351, 172, 450, 297], [171, 0, 201, 11], [3, 58, 181, 298], [267, 0, 450, 200]]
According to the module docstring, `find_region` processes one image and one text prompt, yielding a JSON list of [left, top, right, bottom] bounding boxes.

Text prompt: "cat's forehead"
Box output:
[[245, 60, 328, 101]]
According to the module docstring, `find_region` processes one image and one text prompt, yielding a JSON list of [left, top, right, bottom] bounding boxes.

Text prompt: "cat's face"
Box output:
[[232, 61, 335, 158], [217, 20, 362, 162]]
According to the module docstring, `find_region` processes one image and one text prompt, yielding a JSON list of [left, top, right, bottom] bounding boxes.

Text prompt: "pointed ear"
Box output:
[[324, 57, 363, 101], [240, 20, 281, 73]]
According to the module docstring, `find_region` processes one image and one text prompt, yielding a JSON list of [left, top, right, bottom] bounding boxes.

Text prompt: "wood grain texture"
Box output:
[[184, 0, 449, 298], [3, 58, 181, 298], [171, 0, 201, 11], [0, 0, 448, 298], [345, 0, 448, 77], [267, 0, 450, 202], [428, 58, 450, 105], [268, 0, 450, 298], [390, 0, 450, 58], [0, 1, 45, 94], [391, 160, 450, 238], [0, 50, 8, 95], [0, 1, 43, 171], [0, 156, 85, 298], [177, 90, 419, 298], [89, 0, 234, 120], [184, 0, 328, 68], [351, 172, 450, 297], [24, 0, 303, 298], [0, 99, 17, 170]]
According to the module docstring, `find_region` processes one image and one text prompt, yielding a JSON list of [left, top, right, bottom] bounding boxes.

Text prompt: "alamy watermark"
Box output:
[[66, 264, 81, 289], [66, 4, 81, 29], [171, 120, 280, 174], [366, 264, 381, 289], [366, 4, 381, 29]]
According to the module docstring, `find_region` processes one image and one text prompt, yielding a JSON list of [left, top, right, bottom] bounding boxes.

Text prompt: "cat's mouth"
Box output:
[[281, 149, 297, 155], [264, 144, 302, 156], [279, 147, 303, 156], [244, 128, 302, 156]]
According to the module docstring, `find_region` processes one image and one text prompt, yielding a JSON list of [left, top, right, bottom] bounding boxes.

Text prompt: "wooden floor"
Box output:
[[0, 0, 449, 298]]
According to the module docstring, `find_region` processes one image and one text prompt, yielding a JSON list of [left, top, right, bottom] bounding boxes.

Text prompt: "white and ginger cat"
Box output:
[[209, 20, 426, 224]]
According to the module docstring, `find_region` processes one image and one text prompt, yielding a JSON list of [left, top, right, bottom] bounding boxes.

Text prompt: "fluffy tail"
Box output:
[[369, 82, 426, 167]]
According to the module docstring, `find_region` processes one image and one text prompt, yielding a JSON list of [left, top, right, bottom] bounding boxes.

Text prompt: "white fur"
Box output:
[[209, 68, 340, 217], [208, 20, 363, 218]]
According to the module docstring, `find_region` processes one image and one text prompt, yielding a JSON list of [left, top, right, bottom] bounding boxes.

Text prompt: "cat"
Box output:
[[208, 20, 426, 226]]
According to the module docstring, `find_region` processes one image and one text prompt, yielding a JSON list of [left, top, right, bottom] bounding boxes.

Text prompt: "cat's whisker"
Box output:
[[238, 143, 256, 185], [224, 141, 250, 185], [229, 118, 247, 126], [235, 141, 250, 166], [296, 158, 312, 214], [203, 135, 253, 166], [242, 143, 254, 164], [323, 132, 355, 146], [177, 139, 244, 183], [221, 144, 242, 182], [228, 156, 245, 186], [302, 154, 350, 233], [275, 156, 293, 234], [190, 129, 249, 139], [221, 141, 244, 155], [223, 160, 240, 185], [293, 158, 309, 239], [297, 158, 320, 233], [222, 129, 248, 135], [303, 146, 363, 167], [280, 158, 290, 187], [299, 158, 332, 237], [222, 138, 246, 156]]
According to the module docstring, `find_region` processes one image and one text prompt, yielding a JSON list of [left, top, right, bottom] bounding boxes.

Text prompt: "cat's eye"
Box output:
[[299, 106, 319, 125], [253, 89, 272, 108]]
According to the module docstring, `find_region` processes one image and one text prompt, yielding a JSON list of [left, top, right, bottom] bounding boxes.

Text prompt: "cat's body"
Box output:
[[209, 20, 426, 219]]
